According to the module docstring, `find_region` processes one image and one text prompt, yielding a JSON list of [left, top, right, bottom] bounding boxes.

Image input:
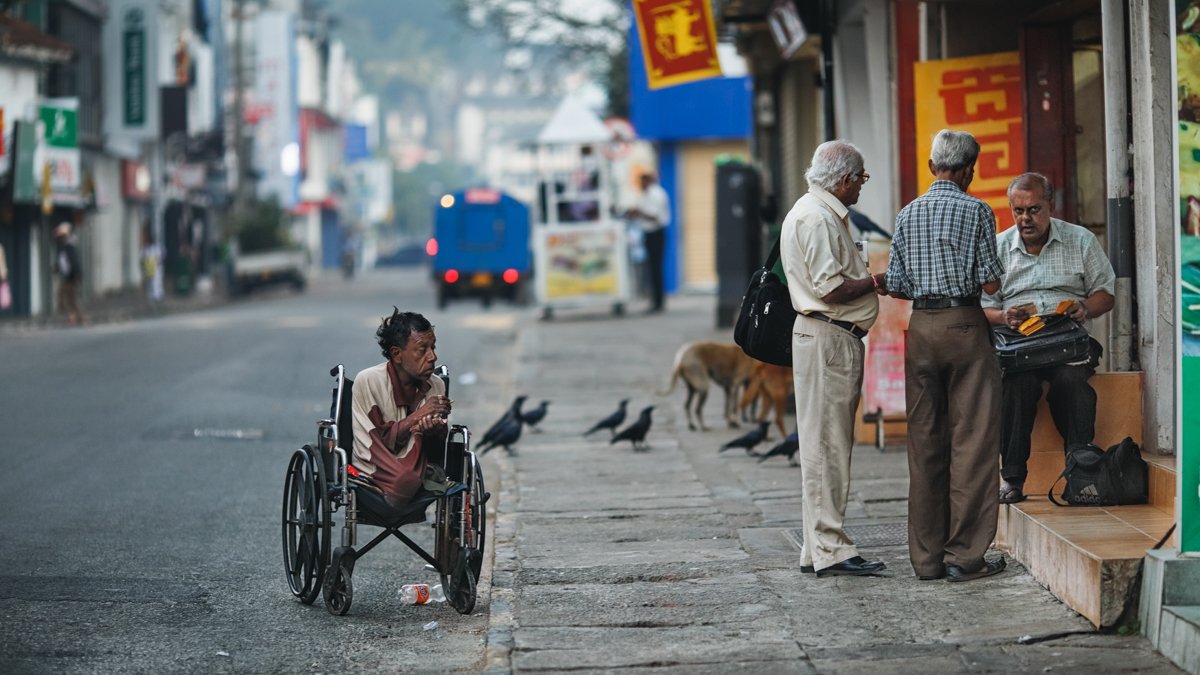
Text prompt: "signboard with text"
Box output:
[[254, 11, 299, 208], [914, 52, 1024, 231], [37, 99, 80, 203], [103, 0, 159, 139], [632, 0, 723, 90]]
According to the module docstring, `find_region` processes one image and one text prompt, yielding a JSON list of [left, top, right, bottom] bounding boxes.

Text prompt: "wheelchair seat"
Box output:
[[353, 484, 437, 528]]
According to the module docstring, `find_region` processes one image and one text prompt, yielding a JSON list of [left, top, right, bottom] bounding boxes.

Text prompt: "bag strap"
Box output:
[[1046, 455, 1078, 507], [763, 235, 782, 268]]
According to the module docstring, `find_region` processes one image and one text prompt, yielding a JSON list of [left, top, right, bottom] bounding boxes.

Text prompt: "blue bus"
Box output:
[[430, 188, 532, 309]]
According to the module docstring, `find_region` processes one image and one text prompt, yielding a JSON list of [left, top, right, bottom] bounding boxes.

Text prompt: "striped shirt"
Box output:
[[885, 180, 1005, 299], [982, 218, 1115, 332]]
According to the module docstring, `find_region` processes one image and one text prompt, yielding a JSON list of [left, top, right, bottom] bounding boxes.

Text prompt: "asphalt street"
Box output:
[[0, 268, 513, 673]]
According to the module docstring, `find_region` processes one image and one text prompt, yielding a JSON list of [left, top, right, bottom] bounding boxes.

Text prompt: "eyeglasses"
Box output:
[[1011, 204, 1044, 217], [851, 171, 870, 184]]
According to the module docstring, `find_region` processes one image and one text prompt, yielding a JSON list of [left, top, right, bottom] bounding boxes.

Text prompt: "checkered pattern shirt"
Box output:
[[982, 218, 1115, 331], [885, 180, 1005, 299]]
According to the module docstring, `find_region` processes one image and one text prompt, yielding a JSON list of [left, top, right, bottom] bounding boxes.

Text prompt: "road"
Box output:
[[0, 268, 517, 673]]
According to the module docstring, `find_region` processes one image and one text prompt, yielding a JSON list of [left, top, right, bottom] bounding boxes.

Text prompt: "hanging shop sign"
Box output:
[[104, 0, 159, 139], [913, 51, 1024, 231], [37, 98, 81, 204], [767, 0, 807, 59], [632, 0, 723, 90]]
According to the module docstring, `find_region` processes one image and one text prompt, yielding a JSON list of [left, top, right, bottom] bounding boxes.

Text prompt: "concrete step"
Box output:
[[1141, 549, 1200, 673], [996, 457, 1177, 628], [1157, 606, 1200, 674]]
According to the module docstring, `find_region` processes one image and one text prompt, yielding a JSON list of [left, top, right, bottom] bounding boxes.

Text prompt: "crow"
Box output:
[[610, 406, 654, 451], [521, 400, 550, 432], [718, 421, 771, 455], [478, 395, 526, 449], [757, 431, 799, 466], [583, 399, 629, 438], [477, 414, 522, 456]]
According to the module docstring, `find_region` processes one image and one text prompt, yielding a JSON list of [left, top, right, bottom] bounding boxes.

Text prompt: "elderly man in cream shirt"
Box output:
[[780, 140, 888, 578]]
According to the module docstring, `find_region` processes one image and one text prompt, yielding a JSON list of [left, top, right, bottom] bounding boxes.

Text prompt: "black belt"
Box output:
[[912, 296, 980, 310], [804, 312, 868, 339]]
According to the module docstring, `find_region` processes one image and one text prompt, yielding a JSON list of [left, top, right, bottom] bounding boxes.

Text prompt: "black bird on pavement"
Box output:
[[479, 395, 526, 449], [521, 400, 550, 432], [610, 405, 654, 452], [757, 431, 799, 466], [718, 421, 771, 455], [583, 399, 629, 438], [477, 414, 522, 456]]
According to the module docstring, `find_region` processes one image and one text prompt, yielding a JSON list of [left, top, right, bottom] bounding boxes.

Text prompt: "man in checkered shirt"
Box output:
[[982, 173, 1116, 506], [881, 129, 1007, 583]]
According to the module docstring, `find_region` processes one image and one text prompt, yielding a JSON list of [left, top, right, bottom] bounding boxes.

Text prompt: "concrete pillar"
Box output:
[[1128, 0, 1178, 455], [1102, 0, 1135, 372]]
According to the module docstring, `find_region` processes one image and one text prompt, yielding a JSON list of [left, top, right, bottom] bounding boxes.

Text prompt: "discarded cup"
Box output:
[[400, 583, 446, 605], [423, 621, 439, 631]]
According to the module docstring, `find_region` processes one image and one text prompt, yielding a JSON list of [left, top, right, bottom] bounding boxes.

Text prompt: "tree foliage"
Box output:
[[446, 0, 630, 116]]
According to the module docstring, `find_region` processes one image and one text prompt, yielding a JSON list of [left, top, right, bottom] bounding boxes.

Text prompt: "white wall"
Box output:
[[833, 0, 897, 231], [88, 156, 128, 293]]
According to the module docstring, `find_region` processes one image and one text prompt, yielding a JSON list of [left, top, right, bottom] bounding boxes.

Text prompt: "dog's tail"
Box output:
[[655, 345, 688, 397]]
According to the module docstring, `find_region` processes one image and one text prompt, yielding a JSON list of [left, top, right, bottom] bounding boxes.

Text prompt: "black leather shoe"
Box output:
[[945, 556, 1006, 582], [801, 565, 814, 574], [816, 556, 887, 577]]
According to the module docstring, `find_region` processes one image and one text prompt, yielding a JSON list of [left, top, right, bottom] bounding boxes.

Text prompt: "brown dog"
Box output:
[[737, 361, 792, 438], [659, 341, 756, 431]]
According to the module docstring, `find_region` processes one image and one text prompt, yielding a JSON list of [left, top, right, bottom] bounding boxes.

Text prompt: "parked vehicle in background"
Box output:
[[225, 200, 308, 296], [229, 246, 307, 295], [431, 188, 532, 309]]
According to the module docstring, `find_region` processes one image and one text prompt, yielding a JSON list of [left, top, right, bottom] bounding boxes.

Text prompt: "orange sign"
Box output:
[[914, 52, 1024, 230], [632, 0, 723, 90]]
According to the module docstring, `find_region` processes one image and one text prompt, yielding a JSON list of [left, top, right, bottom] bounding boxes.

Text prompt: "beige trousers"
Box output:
[[792, 315, 864, 571], [905, 307, 1001, 577]]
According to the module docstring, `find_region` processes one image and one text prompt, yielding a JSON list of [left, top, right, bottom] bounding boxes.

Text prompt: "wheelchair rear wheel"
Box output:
[[439, 455, 487, 614], [282, 445, 332, 605]]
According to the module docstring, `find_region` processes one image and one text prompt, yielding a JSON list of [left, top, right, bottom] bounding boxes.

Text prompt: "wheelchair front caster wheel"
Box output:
[[324, 550, 355, 616]]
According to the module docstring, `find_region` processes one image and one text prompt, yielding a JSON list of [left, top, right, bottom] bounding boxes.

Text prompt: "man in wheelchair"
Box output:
[[351, 308, 453, 508]]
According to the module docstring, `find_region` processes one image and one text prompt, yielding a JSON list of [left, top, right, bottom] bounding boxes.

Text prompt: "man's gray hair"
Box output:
[[929, 129, 980, 173], [804, 140, 864, 192], [1007, 172, 1053, 202]]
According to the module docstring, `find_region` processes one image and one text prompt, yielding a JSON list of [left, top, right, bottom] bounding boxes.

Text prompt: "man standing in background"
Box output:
[[53, 222, 84, 325], [625, 171, 670, 313]]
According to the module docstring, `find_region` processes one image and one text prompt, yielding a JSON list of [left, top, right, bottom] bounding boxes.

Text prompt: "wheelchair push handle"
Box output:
[[434, 365, 450, 398]]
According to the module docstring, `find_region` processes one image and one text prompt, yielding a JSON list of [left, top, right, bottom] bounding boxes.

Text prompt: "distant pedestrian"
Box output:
[[141, 230, 164, 308], [53, 222, 84, 325], [0, 240, 11, 312], [880, 129, 1007, 582], [624, 171, 670, 313], [780, 140, 886, 577]]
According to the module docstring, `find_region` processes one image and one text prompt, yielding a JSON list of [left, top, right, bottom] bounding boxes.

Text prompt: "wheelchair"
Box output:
[[281, 364, 487, 615]]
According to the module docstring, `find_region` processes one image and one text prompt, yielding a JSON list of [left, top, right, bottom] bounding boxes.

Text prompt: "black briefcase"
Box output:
[[991, 314, 1091, 374]]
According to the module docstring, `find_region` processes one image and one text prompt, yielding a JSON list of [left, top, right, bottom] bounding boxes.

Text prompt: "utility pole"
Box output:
[[231, 0, 249, 218]]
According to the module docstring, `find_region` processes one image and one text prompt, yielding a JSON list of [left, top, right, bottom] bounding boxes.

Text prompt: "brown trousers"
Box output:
[[905, 306, 1001, 577]]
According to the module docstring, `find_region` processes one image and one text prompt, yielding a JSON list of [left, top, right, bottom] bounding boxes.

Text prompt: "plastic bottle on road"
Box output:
[[400, 583, 445, 605]]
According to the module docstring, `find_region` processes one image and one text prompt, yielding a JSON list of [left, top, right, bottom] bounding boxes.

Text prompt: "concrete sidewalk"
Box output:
[[483, 292, 1181, 674]]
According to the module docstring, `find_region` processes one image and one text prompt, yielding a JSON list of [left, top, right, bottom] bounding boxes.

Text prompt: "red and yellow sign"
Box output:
[[914, 52, 1024, 230], [633, 0, 722, 90]]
